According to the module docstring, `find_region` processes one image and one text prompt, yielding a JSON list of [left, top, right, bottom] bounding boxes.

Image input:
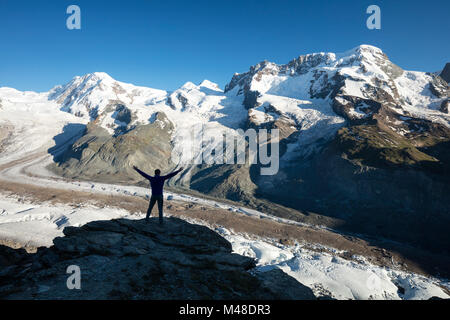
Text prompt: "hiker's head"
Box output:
[[154, 169, 161, 176]]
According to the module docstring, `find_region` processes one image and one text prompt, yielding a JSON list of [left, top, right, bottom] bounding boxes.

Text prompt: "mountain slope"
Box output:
[[1, 45, 449, 254]]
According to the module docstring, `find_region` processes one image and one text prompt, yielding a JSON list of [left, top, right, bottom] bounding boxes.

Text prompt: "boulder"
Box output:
[[0, 217, 316, 300]]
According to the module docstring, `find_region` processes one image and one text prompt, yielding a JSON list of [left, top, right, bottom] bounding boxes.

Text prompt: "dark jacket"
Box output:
[[134, 168, 181, 196]]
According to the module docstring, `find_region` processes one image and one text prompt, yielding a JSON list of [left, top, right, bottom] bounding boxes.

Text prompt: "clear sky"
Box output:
[[0, 0, 449, 92]]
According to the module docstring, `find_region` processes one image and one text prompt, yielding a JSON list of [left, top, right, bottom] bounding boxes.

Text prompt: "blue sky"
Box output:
[[0, 0, 449, 92]]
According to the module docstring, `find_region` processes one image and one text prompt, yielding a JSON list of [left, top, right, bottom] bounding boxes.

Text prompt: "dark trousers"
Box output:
[[146, 195, 164, 223]]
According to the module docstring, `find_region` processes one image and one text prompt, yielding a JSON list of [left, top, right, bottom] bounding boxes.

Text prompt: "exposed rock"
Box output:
[[0, 245, 30, 268], [440, 99, 449, 113], [440, 63, 450, 83], [243, 90, 261, 110], [266, 122, 450, 253], [430, 75, 450, 98], [254, 268, 318, 300], [0, 217, 316, 300], [102, 101, 135, 136], [0, 124, 14, 154], [49, 111, 175, 184], [332, 95, 382, 122]]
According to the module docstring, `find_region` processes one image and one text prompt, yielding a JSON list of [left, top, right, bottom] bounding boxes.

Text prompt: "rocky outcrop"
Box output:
[[0, 217, 316, 300], [49, 112, 175, 184], [102, 101, 135, 136], [440, 63, 450, 83], [440, 99, 449, 113], [243, 90, 261, 110], [430, 75, 450, 98], [0, 124, 14, 154]]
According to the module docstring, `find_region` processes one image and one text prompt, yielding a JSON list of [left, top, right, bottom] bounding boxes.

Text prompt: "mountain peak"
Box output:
[[335, 44, 387, 63], [224, 44, 395, 93], [353, 44, 383, 53], [180, 81, 197, 90], [199, 79, 221, 91], [77, 72, 115, 84]]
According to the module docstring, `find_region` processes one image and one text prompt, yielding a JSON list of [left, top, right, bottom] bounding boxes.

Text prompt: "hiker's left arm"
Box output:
[[163, 167, 183, 180]]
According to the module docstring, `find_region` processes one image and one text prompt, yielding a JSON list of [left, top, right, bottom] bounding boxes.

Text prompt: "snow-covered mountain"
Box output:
[[227, 45, 448, 137], [1, 45, 449, 254], [2, 45, 449, 181], [48, 72, 167, 117], [36, 45, 449, 163]]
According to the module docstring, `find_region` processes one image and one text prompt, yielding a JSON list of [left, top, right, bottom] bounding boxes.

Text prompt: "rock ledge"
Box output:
[[0, 217, 316, 300]]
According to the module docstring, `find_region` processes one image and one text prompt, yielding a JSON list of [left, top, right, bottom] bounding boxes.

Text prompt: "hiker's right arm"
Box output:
[[133, 166, 152, 180]]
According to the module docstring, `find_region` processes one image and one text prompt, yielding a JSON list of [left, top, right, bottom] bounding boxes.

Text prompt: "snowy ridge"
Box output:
[[222, 45, 449, 160], [2, 45, 448, 168], [48, 72, 167, 117]]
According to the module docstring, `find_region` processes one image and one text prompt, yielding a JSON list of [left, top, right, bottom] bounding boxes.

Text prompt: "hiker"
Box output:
[[132, 165, 183, 224]]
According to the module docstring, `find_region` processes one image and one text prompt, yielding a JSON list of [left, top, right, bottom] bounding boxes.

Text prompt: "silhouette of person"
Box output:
[[133, 165, 183, 224]]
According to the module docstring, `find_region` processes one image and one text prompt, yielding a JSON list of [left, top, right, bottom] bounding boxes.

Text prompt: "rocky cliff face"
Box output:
[[440, 63, 450, 83], [0, 217, 316, 300]]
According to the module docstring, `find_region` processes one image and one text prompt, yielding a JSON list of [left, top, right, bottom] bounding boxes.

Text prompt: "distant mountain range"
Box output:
[[1, 45, 449, 253]]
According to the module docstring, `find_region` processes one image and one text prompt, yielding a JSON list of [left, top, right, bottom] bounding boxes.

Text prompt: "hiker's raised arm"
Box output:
[[163, 167, 183, 180], [133, 166, 152, 180]]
